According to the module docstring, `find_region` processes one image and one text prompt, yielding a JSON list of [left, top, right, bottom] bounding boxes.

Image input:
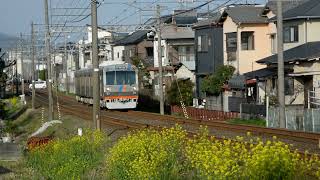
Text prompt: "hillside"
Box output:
[[0, 32, 18, 50]]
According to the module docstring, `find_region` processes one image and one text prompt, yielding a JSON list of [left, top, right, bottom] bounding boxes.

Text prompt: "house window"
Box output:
[[226, 32, 237, 51], [146, 47, 153, 57], [117, 52, 120, 58], [284, 26, 298, 43], [271, 34, 276, 54], [178, 46, 195, 62], [197, 35, 208, 52], [241, 31, 254, 50], [226, 33, 237, 61], [285, 77, 294, 95]]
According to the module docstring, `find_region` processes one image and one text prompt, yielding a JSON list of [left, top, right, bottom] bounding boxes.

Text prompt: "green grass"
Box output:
[[0, 160, 35, 179], [0, 108, 93, 179], [228, 118, 266, 127]]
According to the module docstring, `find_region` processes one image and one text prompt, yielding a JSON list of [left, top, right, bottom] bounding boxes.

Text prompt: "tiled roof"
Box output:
[[172, 16, 198, 25], [268, 0, 320, 21], [144, 15, 197, 26], [221, 5, 268, 24], [113, 30, 149, 46], [244, 68, 276, 79], [263, 0, 308, 16], [256, 41, 320, 64], [281, 0, 320, 20], [192, 12, 222, 29]]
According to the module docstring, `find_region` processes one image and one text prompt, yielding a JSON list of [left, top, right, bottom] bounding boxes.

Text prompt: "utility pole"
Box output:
[[20, 33, 25, 99], [31, 22, 36, 110], [15, 44, 18, 95], [91, 0, 101, 130], [157, 4, 164, 115], [44, 0, 53, 121], [277, 1, 286, 128], [53, 43, 58, 93], [64, 33, 69, 94]]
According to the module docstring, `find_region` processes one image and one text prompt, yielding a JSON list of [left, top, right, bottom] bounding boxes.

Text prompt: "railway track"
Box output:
[[33, 90, 320, 153], [124, 111, 320, 144], [34, 92, 167, 135]]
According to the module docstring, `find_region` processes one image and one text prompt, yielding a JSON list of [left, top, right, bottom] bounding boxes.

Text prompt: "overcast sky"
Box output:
[[0, 0, 266, 38]]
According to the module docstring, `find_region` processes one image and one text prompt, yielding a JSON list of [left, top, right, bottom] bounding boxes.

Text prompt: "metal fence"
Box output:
[[228, 97, 246, 112], [268, 107, 320, 132], [240, 103, 266, 119], [171, 105, 239, 121]]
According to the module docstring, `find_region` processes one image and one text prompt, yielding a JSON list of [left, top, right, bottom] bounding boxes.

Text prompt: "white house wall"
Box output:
[[87, 27, 112, 43], [113, 46, 125, 62]]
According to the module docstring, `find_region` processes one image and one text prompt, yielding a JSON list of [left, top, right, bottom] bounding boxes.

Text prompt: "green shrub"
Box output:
[[26, 130, 108, 179], [106, 126, 188, 180], [167, 79, 194, 106], [3, 120, 18, 135], [0, 100, 5, 119], [39, 70, 46, 81], [9, 97, 18, 107], [201, 65, 235, 95]]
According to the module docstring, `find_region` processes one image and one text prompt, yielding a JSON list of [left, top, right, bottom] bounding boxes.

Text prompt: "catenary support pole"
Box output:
[[64, 33, 69, 94], [157, 4, 164, 115], [44, 0, 53, 121], [20, 33, 24, 96], [277, 0, 286, 128], [20, 33, 25, 99], [31, 22, 36, 110], [91, 0, 101, 130], [15, 45, 18, 95]]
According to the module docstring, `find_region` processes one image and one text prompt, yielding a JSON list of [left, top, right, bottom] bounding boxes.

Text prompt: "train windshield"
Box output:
[[106, 71, 136, 85]]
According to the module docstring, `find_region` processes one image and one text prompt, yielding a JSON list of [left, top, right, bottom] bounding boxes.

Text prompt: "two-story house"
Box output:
[[192, 13, 224, 99], [220, 5, 271, 74], [193, 4, 274, 111], [255, 0, 320, 107], [112, 30, 153, 66], [152, 10, 198, 98], [78, 26, 127, 68]]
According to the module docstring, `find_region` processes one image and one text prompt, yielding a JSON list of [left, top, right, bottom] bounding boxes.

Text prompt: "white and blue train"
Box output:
[[75, 61, 139, 109]]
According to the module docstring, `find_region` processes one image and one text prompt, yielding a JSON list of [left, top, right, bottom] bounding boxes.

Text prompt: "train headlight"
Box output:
[[133, 87, 137, 95], [106, 88, 111, 91]]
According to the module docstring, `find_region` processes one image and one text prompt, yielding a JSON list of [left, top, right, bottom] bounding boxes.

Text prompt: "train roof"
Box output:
[[76, 62, 137, 74], [99, 61, 125, 67], [103, 63, 137, 71]]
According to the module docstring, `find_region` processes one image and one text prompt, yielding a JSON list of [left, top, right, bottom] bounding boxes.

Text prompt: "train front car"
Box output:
[[101, 63, 138, 109]]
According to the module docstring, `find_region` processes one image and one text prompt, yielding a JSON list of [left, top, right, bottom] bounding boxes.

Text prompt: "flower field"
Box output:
[[25, 126, 320, 179]]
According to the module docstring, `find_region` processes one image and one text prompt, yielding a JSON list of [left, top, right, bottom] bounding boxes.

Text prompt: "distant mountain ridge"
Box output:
[[0, 32, 18, 50]]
